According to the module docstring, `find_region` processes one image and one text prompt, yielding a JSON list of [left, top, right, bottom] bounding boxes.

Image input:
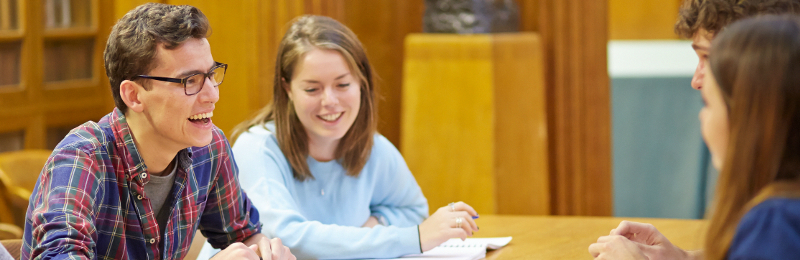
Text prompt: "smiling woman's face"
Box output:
[[286, 48, 361, 148]]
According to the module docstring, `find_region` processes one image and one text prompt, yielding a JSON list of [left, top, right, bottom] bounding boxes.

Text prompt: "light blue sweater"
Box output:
[[197, 123, 428, 259]]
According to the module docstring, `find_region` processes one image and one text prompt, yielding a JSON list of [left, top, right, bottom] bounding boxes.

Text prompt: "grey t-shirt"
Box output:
[[144, 162, 177, 224]]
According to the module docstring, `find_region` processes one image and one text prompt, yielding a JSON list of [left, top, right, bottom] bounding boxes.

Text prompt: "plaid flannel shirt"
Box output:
[[22, 108, 261, 260]]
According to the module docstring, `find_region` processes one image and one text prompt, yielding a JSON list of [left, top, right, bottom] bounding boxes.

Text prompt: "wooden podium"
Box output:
[[401, 33, 550, 215]]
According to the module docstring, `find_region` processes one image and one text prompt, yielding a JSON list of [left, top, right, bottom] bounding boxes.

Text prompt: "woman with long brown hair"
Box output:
[[197, 15, 479, 259], [589, 14, 800, 260]]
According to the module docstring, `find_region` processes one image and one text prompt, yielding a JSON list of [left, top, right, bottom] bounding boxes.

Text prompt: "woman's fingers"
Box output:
[[453, 201, 479, 217], [453, 211, 477, 234], [447, 226, 469, 241]]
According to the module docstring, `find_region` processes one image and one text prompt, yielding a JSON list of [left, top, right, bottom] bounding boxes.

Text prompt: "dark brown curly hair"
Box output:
[[675, 0, 800, 38], [104, 3, 211, 114]]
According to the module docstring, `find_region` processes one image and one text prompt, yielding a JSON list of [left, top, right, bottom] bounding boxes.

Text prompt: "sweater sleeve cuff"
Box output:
[[392, 225, 422, 255], [417, 225, 423, 253]]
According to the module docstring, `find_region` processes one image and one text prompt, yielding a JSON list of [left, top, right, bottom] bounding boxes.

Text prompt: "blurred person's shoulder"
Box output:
[[729, 197, 800, 259]]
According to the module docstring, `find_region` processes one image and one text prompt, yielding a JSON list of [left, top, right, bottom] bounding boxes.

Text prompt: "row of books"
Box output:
[[0, 0, 94, 31]]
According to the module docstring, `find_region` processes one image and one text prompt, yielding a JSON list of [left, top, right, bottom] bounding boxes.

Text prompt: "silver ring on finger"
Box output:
[[455, 217, 463, 228], [449, 202, 456, 212]]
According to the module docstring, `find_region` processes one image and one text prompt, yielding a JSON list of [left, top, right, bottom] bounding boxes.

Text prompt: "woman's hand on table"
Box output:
[[418, 201, 479, 252], [606, 220, 698, 260], [589, 235, 648, 260]]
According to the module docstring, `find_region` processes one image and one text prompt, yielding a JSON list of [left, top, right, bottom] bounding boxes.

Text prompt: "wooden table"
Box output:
[[474, 215, 706, 259]]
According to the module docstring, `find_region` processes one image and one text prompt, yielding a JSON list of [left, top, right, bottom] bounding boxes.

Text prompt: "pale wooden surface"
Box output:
[[401, 33, 549, 215], [476, 215, 706, 259], [402, 34, 497, 214], [188, 215, 706, 260], [492, 34, 549, 215], [609, 0, 683, 40]]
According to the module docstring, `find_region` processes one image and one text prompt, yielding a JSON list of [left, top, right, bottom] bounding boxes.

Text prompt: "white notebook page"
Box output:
[[385, 237, 512, 260]]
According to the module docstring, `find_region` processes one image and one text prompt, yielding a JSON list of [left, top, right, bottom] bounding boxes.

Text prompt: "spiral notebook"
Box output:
[[394, 237, 512, 260]]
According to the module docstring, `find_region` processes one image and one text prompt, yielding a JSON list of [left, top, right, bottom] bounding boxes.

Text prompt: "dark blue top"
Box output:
[[728, 197, 800, 259]]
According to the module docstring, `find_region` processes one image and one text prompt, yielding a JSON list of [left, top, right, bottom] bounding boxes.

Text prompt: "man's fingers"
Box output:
[[612, 221, 632, 235], [615, 221, 655, 236], [270, 238, 285, 260], [596, 235, 622, 243], [259, 238, 273, 260], [282, 245, 294, 260], [635, 242, 659, 257], [588, 242, 603, 258], [244, 244, 262, 260]]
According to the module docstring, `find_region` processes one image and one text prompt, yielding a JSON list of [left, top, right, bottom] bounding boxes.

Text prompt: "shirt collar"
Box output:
[[110, 108, 192, 184]]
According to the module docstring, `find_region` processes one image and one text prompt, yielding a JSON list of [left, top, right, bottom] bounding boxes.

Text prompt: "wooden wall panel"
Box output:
[[515, 0, 613, 216], [609, 0, 683, 39], [167, 0, 259, 136], [402, 33, 550, 215], [517, 0, 540, 32], [341, 1, 424, 148]]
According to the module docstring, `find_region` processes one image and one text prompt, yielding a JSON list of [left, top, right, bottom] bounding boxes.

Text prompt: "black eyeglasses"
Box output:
[[136, 62, 228, 96]]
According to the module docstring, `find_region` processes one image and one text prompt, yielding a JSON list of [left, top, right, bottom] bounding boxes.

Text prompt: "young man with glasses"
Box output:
[[21, 3, 294, 260]]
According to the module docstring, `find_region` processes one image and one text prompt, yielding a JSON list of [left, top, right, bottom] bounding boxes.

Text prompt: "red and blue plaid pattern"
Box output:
[[22, 108, 261, 260]]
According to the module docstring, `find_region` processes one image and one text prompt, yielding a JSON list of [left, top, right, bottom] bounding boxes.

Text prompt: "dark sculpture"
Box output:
[[423, 0, 520, 34]]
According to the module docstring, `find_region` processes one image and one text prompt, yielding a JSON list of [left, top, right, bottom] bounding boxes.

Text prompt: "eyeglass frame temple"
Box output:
[[134, 62, 228, 95]]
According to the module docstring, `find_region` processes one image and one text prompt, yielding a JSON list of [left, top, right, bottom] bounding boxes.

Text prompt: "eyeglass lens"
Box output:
[[185, 66, 225, 95]]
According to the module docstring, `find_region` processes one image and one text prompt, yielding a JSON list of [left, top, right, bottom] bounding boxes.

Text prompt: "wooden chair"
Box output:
[[0, 149, 51, 228], [0, 223, 21, 240], [0, 180, 14, 225]]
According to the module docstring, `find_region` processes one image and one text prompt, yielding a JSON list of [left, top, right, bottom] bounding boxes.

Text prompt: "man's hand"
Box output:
[[244, 233, 296, 260], [608, 221, 697, 260], [210, 242, 260, 260], [588, 235, 648, 260]]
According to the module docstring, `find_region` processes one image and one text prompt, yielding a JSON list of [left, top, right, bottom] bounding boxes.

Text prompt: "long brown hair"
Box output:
[[704, 14, 800, 259], [231, 15, 377, 181]]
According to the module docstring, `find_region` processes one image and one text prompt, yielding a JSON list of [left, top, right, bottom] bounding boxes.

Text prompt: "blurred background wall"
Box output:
[[609, 0, 716, 219]]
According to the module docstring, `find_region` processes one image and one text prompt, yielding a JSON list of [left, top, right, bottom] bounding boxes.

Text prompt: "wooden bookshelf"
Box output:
[[0, 0, 113, 153]]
